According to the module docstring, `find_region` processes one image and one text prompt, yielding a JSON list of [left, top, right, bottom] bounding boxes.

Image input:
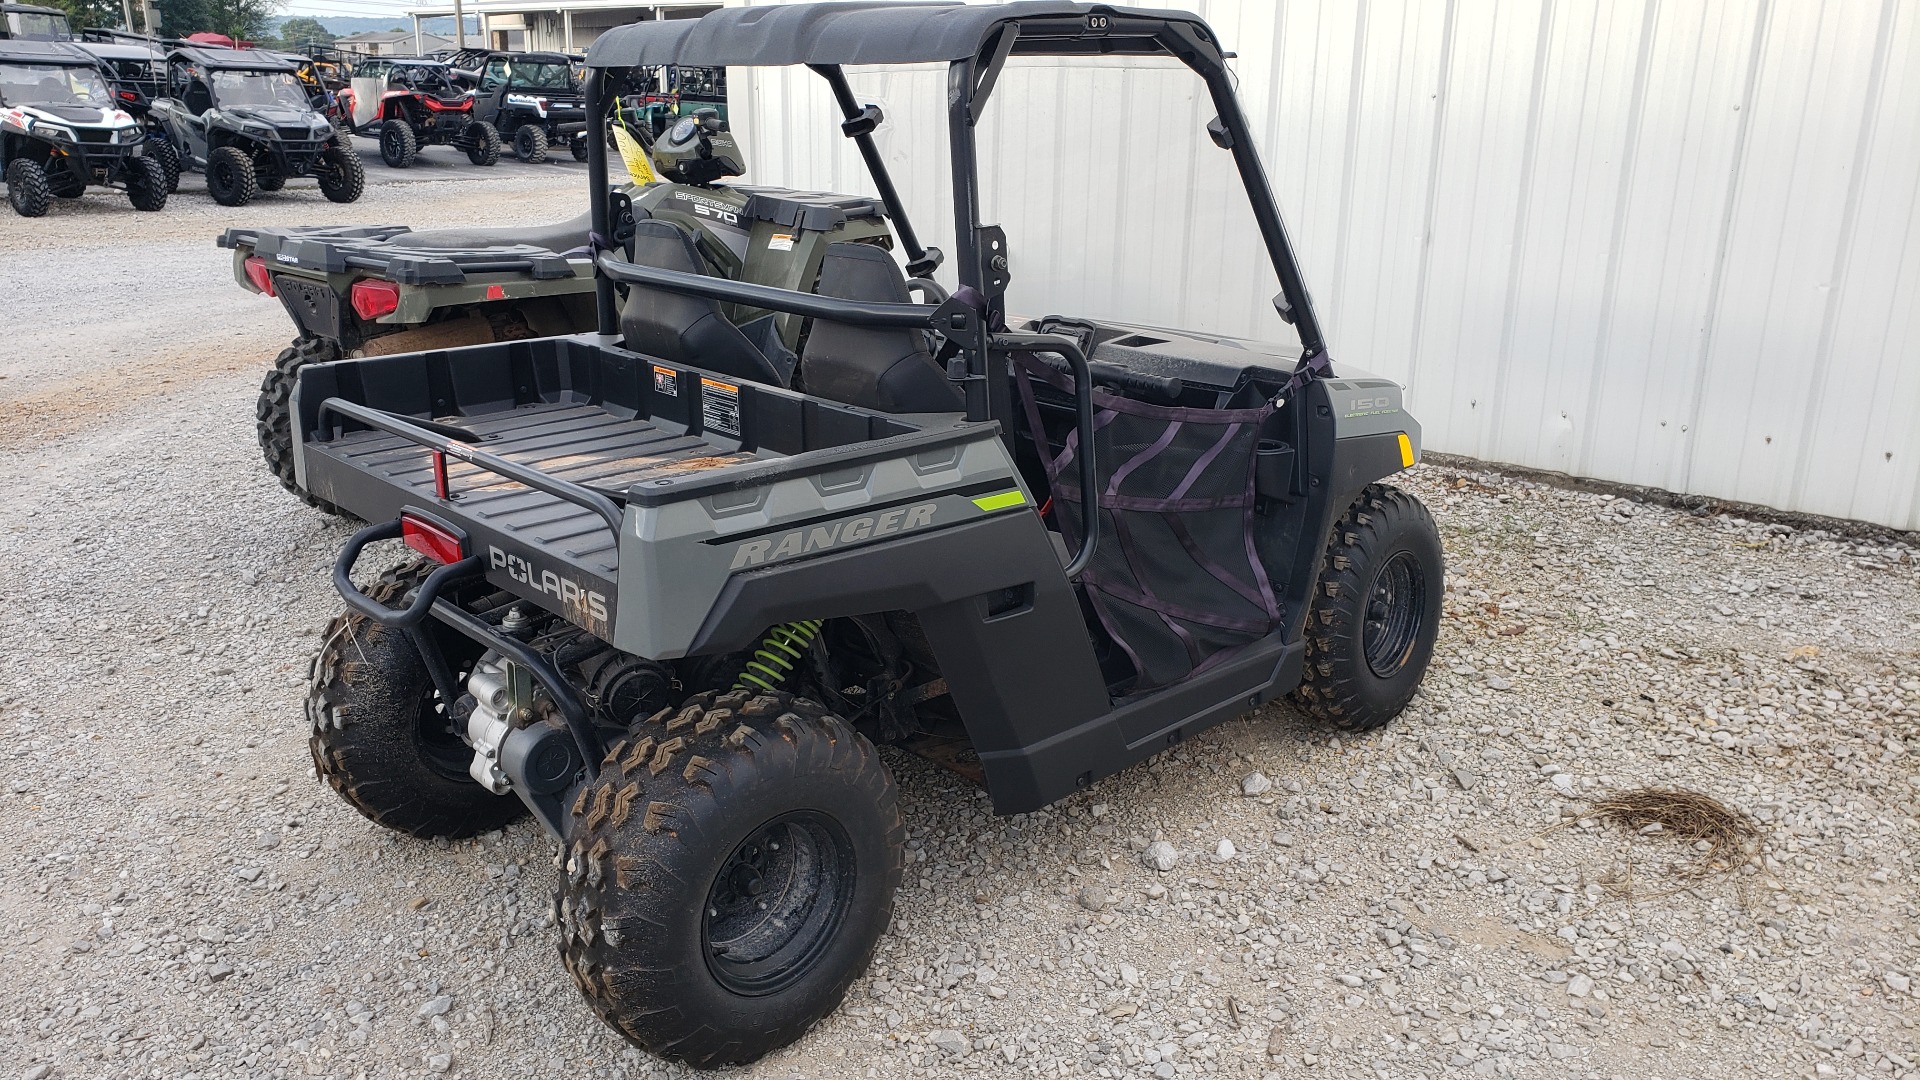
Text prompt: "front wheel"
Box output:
[[1290, 484, 1444, 731], [556, 690, 904, 1068], [512, 124, 548, 164], [380, 118, 417, 168], [149, 137, 180, 193], [465, 120, 501, 166], [125, 155, 168, 211], [5, 158, 50, 217], [317, 142, 365, 204], [309, 561, 528, 839], [205, 145, 256, 206]]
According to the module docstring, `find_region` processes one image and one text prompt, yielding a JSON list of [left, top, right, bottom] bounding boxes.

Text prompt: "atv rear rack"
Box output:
[[220, 226, 583, 284]]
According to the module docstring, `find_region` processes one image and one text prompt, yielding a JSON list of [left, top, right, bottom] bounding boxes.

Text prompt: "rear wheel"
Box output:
[[206, 145, 256, 206], [254, 167, 286, 192], [556, 690, 904, 1067], [125, 155, 167, 211], [317, 142, 365, 204], [380, 119, 418, 168], [5, 158, 50, 217], [257, 336, 351, 516], [309, 561, 528, 839], [512, 123, 548, 164], [1290, 484, 1444, 731], [465, 120, 500, 166], [570, 132, 589, 162]]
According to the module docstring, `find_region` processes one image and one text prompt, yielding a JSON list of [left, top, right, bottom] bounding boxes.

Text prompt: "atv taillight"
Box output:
[[351, 279, 400, 320], [117, 90, 137, 102], [401, 512, 467, 564], [244, 256, 276, 297]]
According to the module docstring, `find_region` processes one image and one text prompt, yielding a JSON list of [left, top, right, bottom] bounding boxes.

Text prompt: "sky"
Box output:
[[276, 0, 429, 20]]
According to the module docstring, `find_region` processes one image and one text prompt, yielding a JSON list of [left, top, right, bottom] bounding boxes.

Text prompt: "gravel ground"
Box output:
[[1, 167, 1917, 1080]]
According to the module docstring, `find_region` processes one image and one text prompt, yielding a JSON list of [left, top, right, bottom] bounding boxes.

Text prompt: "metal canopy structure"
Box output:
[[583, 1, 1202, 69], [0, 38, 94, 64], [168, 46, 296, 72], [582, 1, 1328, 422]]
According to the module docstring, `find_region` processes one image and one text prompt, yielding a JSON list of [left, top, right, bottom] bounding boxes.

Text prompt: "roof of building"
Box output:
[[584, 1, 1204, 69]]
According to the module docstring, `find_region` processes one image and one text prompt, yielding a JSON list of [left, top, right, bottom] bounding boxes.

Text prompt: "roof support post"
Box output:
[[945, 58, 1003, 427], [1161, 23, 1326, 358], [806, 64, 940, 279], [585, 65, 617, 336]]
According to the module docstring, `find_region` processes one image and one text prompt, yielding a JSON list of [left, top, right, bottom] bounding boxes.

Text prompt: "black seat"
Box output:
[[801, 242, 962, 414], [618, 218, 785, 387], [184, 81, 212, 115], [397, 211, 591, 254]]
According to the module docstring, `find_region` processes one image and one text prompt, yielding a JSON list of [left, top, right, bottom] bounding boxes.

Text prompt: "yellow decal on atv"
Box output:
[[972, 489, 1027, 512]]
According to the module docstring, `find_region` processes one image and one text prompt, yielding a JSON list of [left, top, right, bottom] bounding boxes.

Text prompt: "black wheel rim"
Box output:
[[703, 812, 856, 997], [1362, 550, 1428, 679], [210, 159, 232, 190]]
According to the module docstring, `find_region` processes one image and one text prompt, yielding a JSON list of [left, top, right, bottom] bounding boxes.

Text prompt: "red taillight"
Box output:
[[401, 512, 466, 564], [350, 279, 400, 320], [485, 283, 505, 300], [118, 89, 138, 101], [244, 255, 276, 297]]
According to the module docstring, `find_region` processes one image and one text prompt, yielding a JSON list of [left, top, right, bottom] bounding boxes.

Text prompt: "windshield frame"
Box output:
[[0, 60, 113, 108], [3, 10, 71, 41], [208, 68, 311, 110]]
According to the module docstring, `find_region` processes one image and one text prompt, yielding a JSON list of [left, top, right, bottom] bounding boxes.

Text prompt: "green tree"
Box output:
[[276, 15, 334, 48], [47, 0, 126, 32], [150, 0, 275, 41]]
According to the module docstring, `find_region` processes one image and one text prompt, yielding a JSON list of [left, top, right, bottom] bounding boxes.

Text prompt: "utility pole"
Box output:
[[453, 0, 466, 48], [120, 0, 133, 31]]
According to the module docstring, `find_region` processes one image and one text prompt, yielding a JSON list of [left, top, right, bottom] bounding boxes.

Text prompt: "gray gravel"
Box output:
[[2, 168, 1917, 1080]]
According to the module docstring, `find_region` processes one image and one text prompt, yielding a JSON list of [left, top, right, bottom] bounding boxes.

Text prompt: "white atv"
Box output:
[[0, 39, 165, 216]]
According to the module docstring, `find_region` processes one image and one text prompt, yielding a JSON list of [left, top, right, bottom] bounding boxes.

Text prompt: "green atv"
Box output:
[[277, 3, 1445, 1070], [223, 107, 916, 515]]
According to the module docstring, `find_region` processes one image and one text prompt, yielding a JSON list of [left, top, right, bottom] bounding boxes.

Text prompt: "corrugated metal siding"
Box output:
[[728, 0, 1920, 530]]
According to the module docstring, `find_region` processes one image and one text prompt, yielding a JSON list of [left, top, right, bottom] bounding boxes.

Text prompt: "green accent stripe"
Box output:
[[971, 489, 1028, 513]]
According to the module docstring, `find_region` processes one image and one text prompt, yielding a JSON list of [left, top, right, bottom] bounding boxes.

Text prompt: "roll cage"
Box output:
[[580, 1, 1330, 435]]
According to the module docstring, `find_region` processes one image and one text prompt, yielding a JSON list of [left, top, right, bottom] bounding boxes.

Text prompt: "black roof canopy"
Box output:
[[584, 1, 1210, 69], [0, 38, 95, 65], [167, 46, 296, 72]]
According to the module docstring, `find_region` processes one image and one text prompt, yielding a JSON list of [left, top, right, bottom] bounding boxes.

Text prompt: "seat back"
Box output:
[[801, 242, 962, 415], [618, 218, 785, 387]]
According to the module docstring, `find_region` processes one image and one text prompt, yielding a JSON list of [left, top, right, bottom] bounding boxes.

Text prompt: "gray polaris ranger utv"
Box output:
[[293, 2, 1443, 1068]]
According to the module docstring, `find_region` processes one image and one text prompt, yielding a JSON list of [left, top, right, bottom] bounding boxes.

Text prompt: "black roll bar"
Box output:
[[993, 332, 1098, 579], [808, 64, 940, 278], [584, 64, 618, 336], [317, 398, 626, 534]]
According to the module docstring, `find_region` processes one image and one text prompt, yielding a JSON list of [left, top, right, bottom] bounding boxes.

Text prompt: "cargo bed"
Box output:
[[294, 335, 985, 639]]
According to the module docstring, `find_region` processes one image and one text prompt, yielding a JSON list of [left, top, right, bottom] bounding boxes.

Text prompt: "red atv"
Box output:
[[338, 56, 499, 168]]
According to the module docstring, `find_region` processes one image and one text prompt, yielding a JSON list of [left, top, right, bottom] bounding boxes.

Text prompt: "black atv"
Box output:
[[0, 39, 167, 215], [339, 56, 498, 168], [465, 50, 584, 163], [285, 2, 1446, 1071], [70, 36, 180, 192], [148, 45, 362, 206]]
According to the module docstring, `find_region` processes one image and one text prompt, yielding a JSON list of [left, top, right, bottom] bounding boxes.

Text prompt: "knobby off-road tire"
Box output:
[[465, 121, 501, 166], [570, 132, 589, 162], [1291, 483, 1444, 732], [318, 143, 365, 204], [380, 119, 417, 168], [255, 169, 286, 192], [309, 560, 528, 839], [125, 155, 167, 211], [512, 124, 548, 164], [150, 138, 181, 193], [206, 145, 256, 206], [257, 336, 352, 516], [6, 158, 50, 217], [556, 690, 904, 1068]]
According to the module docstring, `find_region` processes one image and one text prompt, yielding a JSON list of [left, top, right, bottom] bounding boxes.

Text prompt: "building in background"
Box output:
[[335, 29, 455, 56], [401, 0, 716, 55], [729, 0, 1920, 530]]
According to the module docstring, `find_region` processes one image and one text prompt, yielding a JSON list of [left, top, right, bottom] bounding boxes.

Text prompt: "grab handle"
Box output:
[[993, 332, 1099, 579]]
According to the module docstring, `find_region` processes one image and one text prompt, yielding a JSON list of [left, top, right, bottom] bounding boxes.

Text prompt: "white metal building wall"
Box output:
[[726, 0, 1920, 529]]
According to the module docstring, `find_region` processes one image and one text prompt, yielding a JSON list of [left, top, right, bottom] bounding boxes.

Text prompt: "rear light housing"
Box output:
[[351, 278, 401, 320], [243, 255, 276, 297], [401, 511, 468, 565]]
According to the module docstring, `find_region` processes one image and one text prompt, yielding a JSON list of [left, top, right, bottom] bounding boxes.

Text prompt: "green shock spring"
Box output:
[[734, 619, 824, 693]]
